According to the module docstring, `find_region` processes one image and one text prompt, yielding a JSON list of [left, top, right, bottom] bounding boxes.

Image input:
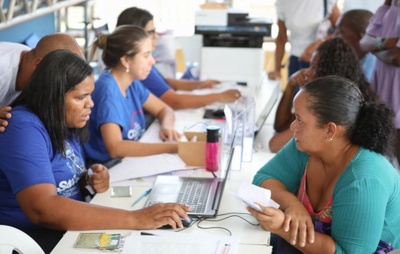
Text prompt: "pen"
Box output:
[[140, 232, 157, 236], [131, 188, 152, 207], [221, 244, 230, 254]]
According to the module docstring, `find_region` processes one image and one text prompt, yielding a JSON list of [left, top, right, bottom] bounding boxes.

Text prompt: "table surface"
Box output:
[[51, 79, 280, 254]]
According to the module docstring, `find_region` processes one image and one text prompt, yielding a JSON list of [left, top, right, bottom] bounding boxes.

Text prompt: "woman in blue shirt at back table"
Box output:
[[115, 7, 241, 109], [84, 25, 181, 164]]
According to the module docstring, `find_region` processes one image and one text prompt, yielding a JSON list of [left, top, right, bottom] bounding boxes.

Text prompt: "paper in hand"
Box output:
[[233, 182, 280, 212]]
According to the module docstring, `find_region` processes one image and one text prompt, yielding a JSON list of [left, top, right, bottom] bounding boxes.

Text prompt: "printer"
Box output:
[[194, 9, 273, 87], [195, 9, 272, 47]]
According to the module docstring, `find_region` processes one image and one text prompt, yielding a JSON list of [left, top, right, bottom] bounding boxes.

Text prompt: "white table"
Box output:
[[51, 149, 275, 253]]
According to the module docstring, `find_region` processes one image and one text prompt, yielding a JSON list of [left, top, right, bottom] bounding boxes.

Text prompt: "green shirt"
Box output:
[[253, 138, 400, 253]]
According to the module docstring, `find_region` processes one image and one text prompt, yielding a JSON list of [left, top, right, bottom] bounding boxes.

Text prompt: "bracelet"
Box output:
[[377, 37, 386, 50]]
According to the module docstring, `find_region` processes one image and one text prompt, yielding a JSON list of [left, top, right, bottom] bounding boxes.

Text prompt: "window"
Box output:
[[93, 0, 276, 36]]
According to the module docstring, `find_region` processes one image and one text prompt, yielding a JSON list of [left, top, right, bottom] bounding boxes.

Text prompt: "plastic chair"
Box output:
[[0, 225, 44, 254]]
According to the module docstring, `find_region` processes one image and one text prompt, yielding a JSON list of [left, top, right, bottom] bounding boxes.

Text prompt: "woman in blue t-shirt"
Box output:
[[84, 25, 182, 164], [0, 50, 190, 253], [114, 7, 241, 109]]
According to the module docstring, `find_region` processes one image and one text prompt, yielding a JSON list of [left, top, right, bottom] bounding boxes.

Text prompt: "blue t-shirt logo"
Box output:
[[57, 141, 85, 197]]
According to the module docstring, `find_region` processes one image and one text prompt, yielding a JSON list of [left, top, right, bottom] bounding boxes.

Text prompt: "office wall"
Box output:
[[0, 14, 55, 44]]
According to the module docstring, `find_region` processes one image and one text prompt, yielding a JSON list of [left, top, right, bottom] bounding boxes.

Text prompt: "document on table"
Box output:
[[122, 230, 239, 254], [109, 154, 195, 183]]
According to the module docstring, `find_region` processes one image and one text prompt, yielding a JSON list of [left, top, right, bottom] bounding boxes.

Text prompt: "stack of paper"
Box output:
[[233, 182, 280, 212], [109, 154, 193, 183], [122, 230, 238, 254]]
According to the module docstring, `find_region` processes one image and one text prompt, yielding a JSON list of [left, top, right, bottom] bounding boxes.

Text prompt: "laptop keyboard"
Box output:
[[177, 179, 212, 213]]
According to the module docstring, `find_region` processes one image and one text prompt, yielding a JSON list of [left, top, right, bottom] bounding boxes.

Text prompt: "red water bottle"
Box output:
[[206, 125, 220, 172]]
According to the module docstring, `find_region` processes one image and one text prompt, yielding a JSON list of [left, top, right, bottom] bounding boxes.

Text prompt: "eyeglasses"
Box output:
[[145, 29, 157, 37]]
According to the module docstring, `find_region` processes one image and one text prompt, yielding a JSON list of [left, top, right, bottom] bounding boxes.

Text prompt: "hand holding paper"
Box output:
[[233, 182, 279, 212]]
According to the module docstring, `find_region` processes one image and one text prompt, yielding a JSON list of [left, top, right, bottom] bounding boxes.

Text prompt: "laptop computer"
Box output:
[[144, 142, 235, 218], [250, 71, 280, 137]]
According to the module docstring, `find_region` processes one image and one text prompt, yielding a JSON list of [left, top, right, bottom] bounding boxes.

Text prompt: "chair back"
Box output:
[[0, 225, 44, 254]]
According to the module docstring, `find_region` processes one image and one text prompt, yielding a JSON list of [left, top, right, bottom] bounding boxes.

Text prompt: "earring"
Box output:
[[125, 67, 129, 73], [327, 137, 333, 142]]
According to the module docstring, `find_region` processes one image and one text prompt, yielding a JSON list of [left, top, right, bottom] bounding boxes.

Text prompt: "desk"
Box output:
[[51, 159, 273, 253], [51, 79, 279, 254], [142, 76, 280, 168]]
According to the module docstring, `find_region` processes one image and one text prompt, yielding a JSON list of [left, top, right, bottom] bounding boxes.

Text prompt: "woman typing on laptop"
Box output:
[[114, 6, 241, 109], [0, 50, 190, 253]]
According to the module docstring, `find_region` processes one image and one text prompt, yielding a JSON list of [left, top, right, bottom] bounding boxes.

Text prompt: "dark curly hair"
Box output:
[[316, 37, 378, 103]]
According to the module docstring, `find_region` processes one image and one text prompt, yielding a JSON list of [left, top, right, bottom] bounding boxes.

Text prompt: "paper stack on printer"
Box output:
[[233, 182, 280, 212]]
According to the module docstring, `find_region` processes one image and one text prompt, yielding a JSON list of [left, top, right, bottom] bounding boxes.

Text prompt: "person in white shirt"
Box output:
[[0, 33, 84, 132], [0, 42, 31, 107], [268, 0, 340, 81]]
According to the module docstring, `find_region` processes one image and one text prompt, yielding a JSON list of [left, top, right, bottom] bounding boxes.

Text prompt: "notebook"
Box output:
[[144, 143, 235, 218]]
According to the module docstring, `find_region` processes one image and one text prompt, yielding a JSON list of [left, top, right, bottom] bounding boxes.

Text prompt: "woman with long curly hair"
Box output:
[[269, 37, 379, 152]]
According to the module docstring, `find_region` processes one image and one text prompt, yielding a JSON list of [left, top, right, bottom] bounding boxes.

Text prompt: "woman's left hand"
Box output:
[[282, 202, 315, 247], [87, 164, 110, 193], [160, 128, 181, 142]]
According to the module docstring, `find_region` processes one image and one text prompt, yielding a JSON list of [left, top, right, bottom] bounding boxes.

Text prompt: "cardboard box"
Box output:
[[200, 3, 228, 10], [178, 131, 206, 167]]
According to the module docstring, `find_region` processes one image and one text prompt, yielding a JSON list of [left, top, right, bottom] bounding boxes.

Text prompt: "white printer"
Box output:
[[195, 9, 272, 88]]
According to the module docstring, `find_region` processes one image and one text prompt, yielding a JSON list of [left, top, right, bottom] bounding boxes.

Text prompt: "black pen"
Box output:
[[140, 232, 156, 236]]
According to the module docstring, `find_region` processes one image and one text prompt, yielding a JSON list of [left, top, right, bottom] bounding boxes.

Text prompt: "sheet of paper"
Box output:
[[176, 81, 243, 96], [233, 182, 279, 212], [122, 231, 238, 254], [109, 154, 194, 183], [110, 168, 208, 186]]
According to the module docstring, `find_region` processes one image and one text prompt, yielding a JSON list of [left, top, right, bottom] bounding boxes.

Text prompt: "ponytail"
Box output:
[[351, 101, 396, 155]]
